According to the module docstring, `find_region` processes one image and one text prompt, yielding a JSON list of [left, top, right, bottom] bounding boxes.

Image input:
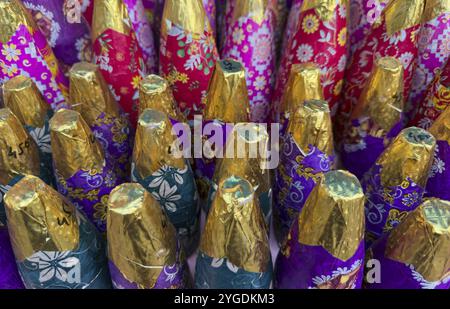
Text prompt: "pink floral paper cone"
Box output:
[[273, 0, 348, 119], [221, 0, 277, 123], [160, 0, 219, 121]]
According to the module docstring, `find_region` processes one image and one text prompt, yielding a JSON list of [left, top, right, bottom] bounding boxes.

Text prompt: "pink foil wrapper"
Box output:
[[221, 0, 277, 123], [273, 1, 348, 118]]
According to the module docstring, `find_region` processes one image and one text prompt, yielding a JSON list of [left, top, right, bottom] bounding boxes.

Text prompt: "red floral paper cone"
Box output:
[[92, 0, 148, 126], [221, 0, 277, 123], [280, 0, 303, 53], [0, 0, 68, 110], [160, 0, 219, 121], [409, 58, 450, 129], [80, 0, 94, 25], [273, 0, 348, 119], [337, 0, 425, 134], [406, 1, 450, 121]]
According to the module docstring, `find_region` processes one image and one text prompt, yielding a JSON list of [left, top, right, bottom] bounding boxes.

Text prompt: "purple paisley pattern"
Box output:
[[425, 140, 450, 200]]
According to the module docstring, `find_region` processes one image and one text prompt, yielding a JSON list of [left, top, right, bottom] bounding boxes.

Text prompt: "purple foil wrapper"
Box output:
[[124, 0, 157, 73], [273, 133, 334, 243], [221, 0, 277, 123], [55, 163, 122, 233], [361, 164, 425, 245], [22, 0, 92, 67], [275, 220, 365, 289], [0, 227, 24, 289], [203, 0, 216, 36], [90, 112, 133, 183], [366, 235, 450, 289], [406, 12, 450, 121], [342, 117, 404, 179], [109, 241, 189, 289], [425, 140, 450, 200], [348, 0, 389, 56]]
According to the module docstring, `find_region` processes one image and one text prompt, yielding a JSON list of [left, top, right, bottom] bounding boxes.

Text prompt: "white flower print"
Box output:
[[211, 258, 239, 273], [151, 181, 181, 212], [296, 44, 313, 62], [27, 251, 80, 283], [418, 117, 433, 129], [337, 54, 347, 72], [148, 165, 187, 188], [399, 52, 414, 69], [429, 151, 445, 177], [29, 127, 51, 153], [383, 29, 406, 44], [409, 264, 450, 289]]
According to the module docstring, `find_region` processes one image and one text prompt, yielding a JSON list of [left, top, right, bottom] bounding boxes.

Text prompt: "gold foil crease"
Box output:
[[232, 0, 268, 25], [107, 183, 177, 289], [298, 170, 365, 261], [162, 0, 206, 34], [204, 59, 250, 123], [69, 62, 120, 125], [3, 75, 49, 128], [214, 123, 271, 196], [50, 109, 105, 179], [0, 108, 40, 185], [288, 99, 334, 156], [0, 0, 37, 43], [352, 57, 404, 132], [133, 109, 185, 179], [200, 176, 270, 272], [138, 75, 182, 121], [4, 175, 79, 261], [377, 127, 436, 188], [429, 107, 450, 144], [92, 0, 131, 41], [385, 198, 450, 282], [280, 63, 324, 115], [422, 0, 450, 24], [384, 0, 425, 36], [300, 0, 339, 21]]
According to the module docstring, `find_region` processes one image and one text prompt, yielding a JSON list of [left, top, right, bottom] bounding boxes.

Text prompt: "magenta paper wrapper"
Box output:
[[342, 118, 404, 179], [142, 0, 164, 53], [361, 164, 426, 246], [123, 0, 157, 73], [55, 163, 122, 233], [366, 235, 450, 289], [221, 0, 277, 122], [275, 221, 365, 289], [338, 0, 423, 132], [273, 134, 334, 244], [80, 0, 94, 25], [406, 12, 450, 121], [22, 0, 92, 68], [109, 241, 190, 289], [0, 227, 24, 289], [0, 1, 68, 110], [90, 112, 133, 183], [273, 1, 348, 116], [203, 0, 216, 36], [348, 0, 389, 56]]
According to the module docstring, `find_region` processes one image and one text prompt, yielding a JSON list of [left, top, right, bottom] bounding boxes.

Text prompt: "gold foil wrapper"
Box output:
[[422, 0, 450, 24], [0, 0, 36, 43], [352, 57, 404, 132], [92, 0, 131, 41], [383, 0, 425, 36], [232, 0, 268, 25], [280, 63, 324, 115], [50, 109, 105, 179], [385, 198, 450, 282], [162, 0, 206, 34], [69, 62, 120, 126], [300, 0, 340, 21], [133, 108, 185, 179], [4, 175, 79, 261], [214, 123, 271, 196], [298, 170, 365, 261], [377, 127, 436, 188], [107, 183, 177, 289], [288, 99, 334, 156], [0, 108, 40, 185], [3, 75, 50, 128], [200, 176, 270, 272], [204, 59, 250, 123], [138, 75, 183, 121], [429, 106, 450, 144]]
